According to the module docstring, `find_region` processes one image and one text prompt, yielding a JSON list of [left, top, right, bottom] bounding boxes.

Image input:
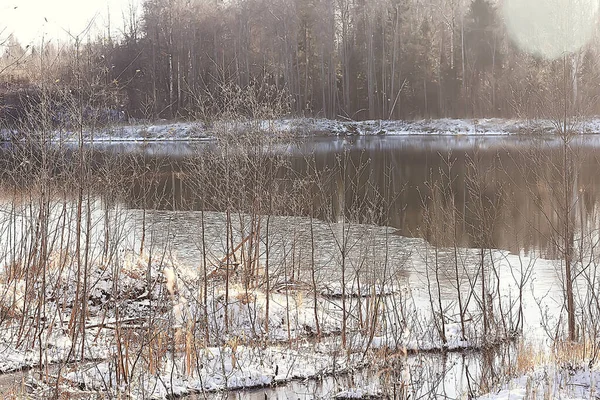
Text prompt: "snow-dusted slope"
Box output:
[[6, 117, 600, 142], [260, 117, 600, 137], [52, 121, 211, 142]]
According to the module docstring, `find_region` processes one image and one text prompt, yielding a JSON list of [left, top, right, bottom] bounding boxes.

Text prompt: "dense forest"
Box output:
[[1, 0, 600, 122]]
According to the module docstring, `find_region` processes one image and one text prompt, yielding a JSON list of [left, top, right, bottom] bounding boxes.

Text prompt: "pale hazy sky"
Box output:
[[1, 0, 141, 46], [502, 0, 599, 60]]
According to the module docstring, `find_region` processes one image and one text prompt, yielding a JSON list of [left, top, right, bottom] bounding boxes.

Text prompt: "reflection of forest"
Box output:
[[287, 137, 600, 255], [1, 137, 600, 255]]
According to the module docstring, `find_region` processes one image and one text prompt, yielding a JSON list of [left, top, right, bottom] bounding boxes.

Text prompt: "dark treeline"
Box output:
[[2, 0, 600, 122]]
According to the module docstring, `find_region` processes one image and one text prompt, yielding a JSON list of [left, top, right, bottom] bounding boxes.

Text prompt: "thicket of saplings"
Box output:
[[0, 91, 599, 398]]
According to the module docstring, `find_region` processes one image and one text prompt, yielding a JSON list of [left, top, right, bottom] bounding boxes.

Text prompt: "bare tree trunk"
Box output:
[[461, 13, 466, 116], [562, 55, 576, 342], [310, 213, 321, 339], [564, 138, 576, 341], [264, 212, 270, 335]]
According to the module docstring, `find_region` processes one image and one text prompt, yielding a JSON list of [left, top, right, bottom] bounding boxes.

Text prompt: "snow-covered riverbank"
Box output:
[[477, 363, 600, 400], [0, 245, 482, 398], [6, 117, 600, 142], [82, 118, 600, 141]]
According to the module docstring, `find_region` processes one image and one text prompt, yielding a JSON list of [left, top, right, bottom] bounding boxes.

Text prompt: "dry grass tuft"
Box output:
[[553, 339, 593, 366], [515, 341, 548, 375]]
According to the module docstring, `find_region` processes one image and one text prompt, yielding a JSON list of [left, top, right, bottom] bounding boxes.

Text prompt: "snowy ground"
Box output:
[[477, 364, 600, 400], [5, 117, 600, 143], [266, 118, 546, 136], [0, 245, 473, 398], [0, 238, 505, 398]]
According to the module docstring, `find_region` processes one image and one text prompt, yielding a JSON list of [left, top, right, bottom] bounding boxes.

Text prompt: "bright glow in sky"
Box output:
[[0, 0, 141, 46], [502, 0, 599, 60]]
